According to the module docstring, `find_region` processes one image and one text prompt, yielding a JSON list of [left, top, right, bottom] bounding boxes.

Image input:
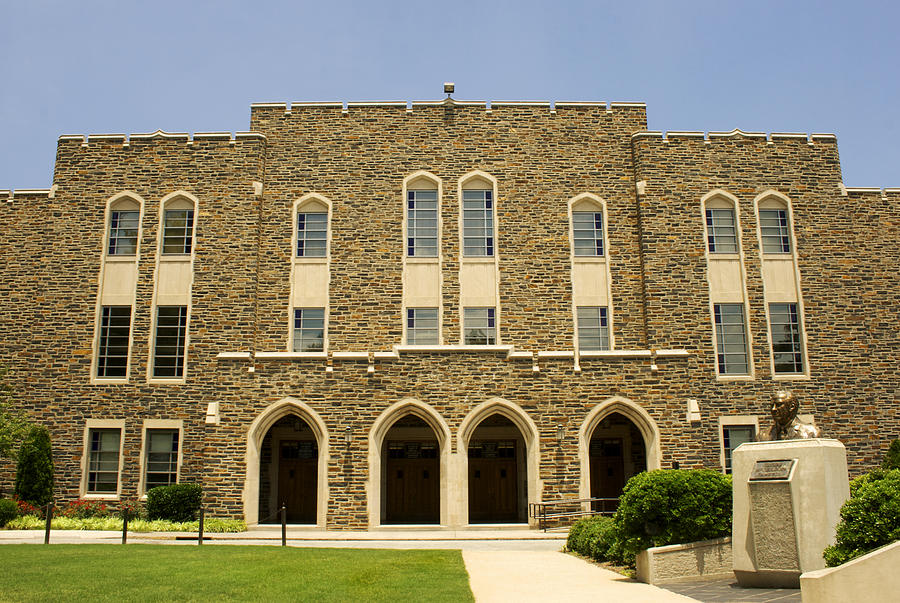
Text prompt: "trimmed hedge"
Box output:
[[566, 515, 624, 564], [824, 469, 900, 567], [614, 469, 732, 564], [14, 425, 54, 506], [566, 469, 733, 566], [0, 498, 17, 527], [146, 483, 202, 522]]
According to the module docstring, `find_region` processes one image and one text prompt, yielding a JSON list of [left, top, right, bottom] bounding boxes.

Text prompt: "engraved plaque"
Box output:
[[750, 459, 795, 481], [749, 481, 800, 570]]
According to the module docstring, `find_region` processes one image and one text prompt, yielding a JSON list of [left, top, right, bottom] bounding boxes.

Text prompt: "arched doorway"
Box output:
[[588, 412, 647, 512], [381, 414, 440, 524], [258, 414, 319, 524], [579, 396, 661, 513], [467, 414, 528, 523]]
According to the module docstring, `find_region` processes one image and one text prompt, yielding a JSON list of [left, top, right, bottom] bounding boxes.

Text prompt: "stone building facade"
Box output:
[[1, 97, 898, 529]]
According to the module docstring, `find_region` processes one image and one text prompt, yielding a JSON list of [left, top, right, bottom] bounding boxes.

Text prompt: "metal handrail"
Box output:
[[528, 497, 619, 531]]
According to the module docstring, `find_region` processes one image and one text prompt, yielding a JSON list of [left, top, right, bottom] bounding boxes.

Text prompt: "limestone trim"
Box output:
[[136, 419, 184, 496], [243, 397, 330, 527], [148, 191, 199, 384], [367, 399, 452, 528], [700, 189, 755, 380], [567, 193, 615, 354], [753, 190, 810, 380], [402, 171, 443, 344], [458, 170, 501, 344], [457, 398, 541, 526], [578, 396, 662, 502], [79, 419, 126, 499], [290, 194, 332, 353], [91, 191, 145, 385]]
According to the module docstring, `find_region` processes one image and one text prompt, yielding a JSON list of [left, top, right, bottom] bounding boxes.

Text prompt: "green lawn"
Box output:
[[0, 545, 474, 602]]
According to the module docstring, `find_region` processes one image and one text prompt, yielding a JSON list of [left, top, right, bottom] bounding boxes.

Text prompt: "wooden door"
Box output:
[[384, 441, 439, 524], [589, 438, 624, 513], [278, 440, 317, 523], [468, 441, 519, 523]]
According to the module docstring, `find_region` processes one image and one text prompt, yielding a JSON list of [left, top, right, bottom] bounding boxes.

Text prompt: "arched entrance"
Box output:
[[259, 415, 319, 523], [244, 398, 328, 527], [579, 396, 661, 511], [368, 399, 451, 527], [467, 413, 527, 523], [588, 412, 646, 512], [382, 414, 440, 524]]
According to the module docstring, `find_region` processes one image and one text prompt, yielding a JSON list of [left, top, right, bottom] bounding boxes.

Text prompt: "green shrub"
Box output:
[[14, 425, 54, 506], [824, 469, 900, 567], [566, 515, 625, 564], [883, 440, 900, 470], [613, 469, 732, 565], [0, 498, 17, 526], [146, 483, 202, 522]]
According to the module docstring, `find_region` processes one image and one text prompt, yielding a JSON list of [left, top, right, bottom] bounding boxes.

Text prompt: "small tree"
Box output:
[[14, 425, 54, 506], [883, 439, 900, 470], [0, 367, 30, 461]]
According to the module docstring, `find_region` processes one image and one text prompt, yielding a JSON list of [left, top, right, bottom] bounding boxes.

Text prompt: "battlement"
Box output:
[[841, 185, 900, 200], [56, 130, 266, 149], [1, 188, 53, 202], [250, 99, 647, 119], [632, 129, 837, 144]]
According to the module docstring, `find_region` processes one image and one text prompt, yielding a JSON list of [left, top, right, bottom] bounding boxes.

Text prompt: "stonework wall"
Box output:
[[0, 102, 897, 527], [632, 133, 900, 472]]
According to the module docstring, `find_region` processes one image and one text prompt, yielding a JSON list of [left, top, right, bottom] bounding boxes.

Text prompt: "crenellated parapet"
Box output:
[[56, 129, 265, 148], [249, 99, 648, 137]]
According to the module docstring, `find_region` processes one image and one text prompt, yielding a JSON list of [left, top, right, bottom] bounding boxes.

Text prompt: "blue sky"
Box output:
[[2, 0, 897, 189]]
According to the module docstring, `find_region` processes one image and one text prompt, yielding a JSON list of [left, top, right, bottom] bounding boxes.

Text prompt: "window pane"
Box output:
[[705, 208, 738, 253], [407, 307, 439, 344], [293, 308, 325, 351], [407, 190, 438, 257], [97, 306, 131, 378], [108, 210, 139, 255], [573, 211, 604, 256], [145, 429, 179, 491], [714, 304, 748, 375], [464, 307, 496, 344], [576, 306, 609, 350], [723, 426, 755, 474], [759, 209, 791, 253], [297, 212, 328, 257], [462, 190, 494, 257], [87, 429, 120, 493], [769, 302, 804, 373], [153, 306, 188, 378], [162, 209, 194, 255]]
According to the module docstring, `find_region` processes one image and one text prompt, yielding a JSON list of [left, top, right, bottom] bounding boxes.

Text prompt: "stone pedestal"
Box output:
[[732, 439, 849, 588]]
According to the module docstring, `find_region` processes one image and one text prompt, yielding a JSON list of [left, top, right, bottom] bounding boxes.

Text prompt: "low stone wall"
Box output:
[[635, 537, 732, 585], [800, 540, 900, 603]]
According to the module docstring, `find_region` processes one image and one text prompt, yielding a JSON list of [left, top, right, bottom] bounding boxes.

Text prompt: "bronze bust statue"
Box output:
[[767, 390, 821, 440]]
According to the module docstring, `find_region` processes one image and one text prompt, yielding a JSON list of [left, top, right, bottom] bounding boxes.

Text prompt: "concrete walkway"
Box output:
[[464, 550, 697, 602]]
